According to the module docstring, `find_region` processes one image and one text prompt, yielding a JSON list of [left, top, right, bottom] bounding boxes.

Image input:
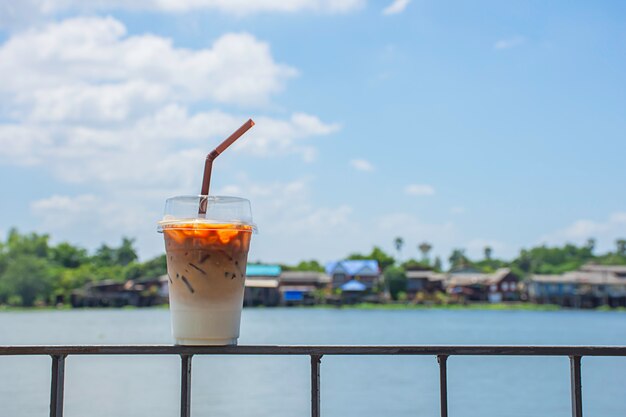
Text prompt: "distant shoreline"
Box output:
[[2, 302, 625, 312]]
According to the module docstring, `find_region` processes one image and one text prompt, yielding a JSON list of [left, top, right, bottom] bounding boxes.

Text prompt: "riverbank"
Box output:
[[3, 302, 626, 312], [315, 302, 564, 311]]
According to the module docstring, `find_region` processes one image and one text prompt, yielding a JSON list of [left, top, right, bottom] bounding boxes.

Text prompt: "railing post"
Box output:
[[181, 354, 193, 417], [437, 355, 448, 417], [570, 356, 582, 417], [311, 354, 322, 417], [50, 354, 66, 417]]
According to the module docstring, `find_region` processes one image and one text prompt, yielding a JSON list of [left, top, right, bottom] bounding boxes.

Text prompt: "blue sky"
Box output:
[[0, 0, 625, 265]]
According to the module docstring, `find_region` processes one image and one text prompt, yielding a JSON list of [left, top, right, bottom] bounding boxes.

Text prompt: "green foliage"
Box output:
[[93, 237, 138, 267], [124, 255, 167, 281], [0, 255, 55, 306], [393, 237, 404, 257], [51, 242, 88, 268], [383, 265, 406, 300], [0, 229, 160, 306], [510, 243, 595, 275], [433, 257, 443, 272], [448, 248, 470, 271], [3, 225, 626, 307], [6, 228, 50, 258], [282, 259, 324, 272], [348, 246, 395, 270], [401, 258, 431, 271]]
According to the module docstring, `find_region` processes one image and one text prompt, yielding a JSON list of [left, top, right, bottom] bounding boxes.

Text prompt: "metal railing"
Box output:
[[2, 345, 626, 417]]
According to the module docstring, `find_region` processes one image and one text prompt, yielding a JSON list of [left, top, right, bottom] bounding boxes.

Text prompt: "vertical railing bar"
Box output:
[[311, 354, 322, 417], [49, 354, 66, 417], [570, 355, 583, 417], [181, 354, 193, 417], [437, 355, 448, 417]]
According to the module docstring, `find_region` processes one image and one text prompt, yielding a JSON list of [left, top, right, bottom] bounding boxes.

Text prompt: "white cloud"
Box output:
[[0, 108, 338, 187], [30, 194, 158, 248], [237, 113, 340, 161], [450, 206, 466, 215], [0, 18, 296, 109], [0, 17, 339, 187], [382, 0, 410, 15], [375, 212, 458, 262], [213, 177, 359, 262], [404, 184, 435, 196], [539, 212, 626, 253], [350, 158, 374, 172], [494, 36, 525, 50], [0, 0, 365, 29]]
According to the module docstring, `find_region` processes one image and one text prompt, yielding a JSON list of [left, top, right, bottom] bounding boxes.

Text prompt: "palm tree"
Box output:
[[484, 246, 492, 261], [418, 242, 432, 262], [449, 248, 468, 271], [617, 239, 626, 256], [394, 237, 404, 262]]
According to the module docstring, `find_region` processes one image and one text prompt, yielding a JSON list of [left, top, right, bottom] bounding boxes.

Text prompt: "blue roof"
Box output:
[[325, 260, 380, 276], [341, 280, 367, 291], [246, 264, 282, 277]]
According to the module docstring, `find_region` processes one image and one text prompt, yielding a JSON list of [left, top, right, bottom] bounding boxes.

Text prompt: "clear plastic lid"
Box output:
[[157, 196, 256, 232]]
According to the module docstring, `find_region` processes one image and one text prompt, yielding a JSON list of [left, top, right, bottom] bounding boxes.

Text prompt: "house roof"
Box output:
[[341, 280, 367, 291], [579, 264, 626, 275], [406, 270, 447, 281], [530, 271, 625, 285], [245, 278, 279, 288], [280, 271, 331, 284], [447, 268, 513, 286], [280, 285, 317, 292], [246, 264, 282, 277], [325, 260, 380, 276]]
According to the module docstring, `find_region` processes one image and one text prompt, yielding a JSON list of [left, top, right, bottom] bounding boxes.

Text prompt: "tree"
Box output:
[[6, 228, 50, 258], [348, 246, 395, 271], [402, 259, 430, 271], [617, 239, 626, 257], [484, 246, 493, 261], [94, 244, 116, 267], [294, 260, 324, 272], [418, 242, 432, 262], [448, 249, 469, 271], [383, 265, 407, 300], [93, 237, 138, 267], [586, 238, 596, 253], [394, 237, 404, 261], [51, 242, 88, 268], [116, 237, 138, 266], [0, 255, 54, 306], [433, 257, 443, 272]]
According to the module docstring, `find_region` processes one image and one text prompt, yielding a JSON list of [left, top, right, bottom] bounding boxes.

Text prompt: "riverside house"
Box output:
[[244, 265, 330, 306], [528, 264, 626, 308], [244, 264, 281, 307], [405, 270, 447, 298], [279, 271, 331, 305], [447, 268, 520, 302], [70, 277, 168, 307], [325, 260, 381, 290]]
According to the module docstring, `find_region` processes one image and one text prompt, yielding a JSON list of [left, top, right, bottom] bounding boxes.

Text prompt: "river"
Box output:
[[1, 308, 625, 416]]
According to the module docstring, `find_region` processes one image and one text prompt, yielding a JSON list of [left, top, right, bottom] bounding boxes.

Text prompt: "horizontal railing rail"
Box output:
[[3, 344, 626, 356], [2, 345, 626, 417]]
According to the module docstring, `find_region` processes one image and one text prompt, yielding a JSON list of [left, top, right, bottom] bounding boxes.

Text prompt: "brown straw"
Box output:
[[199, 119, 255, 215]]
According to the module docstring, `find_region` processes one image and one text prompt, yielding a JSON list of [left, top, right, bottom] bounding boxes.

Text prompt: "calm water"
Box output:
[[1, 308, 626, 417]]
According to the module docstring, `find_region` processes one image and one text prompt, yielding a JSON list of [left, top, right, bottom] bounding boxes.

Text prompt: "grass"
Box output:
[[314, 302, 563, 311], [3, 302, 626, 312]]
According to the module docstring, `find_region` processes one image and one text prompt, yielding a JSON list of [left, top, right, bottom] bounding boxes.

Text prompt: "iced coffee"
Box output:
[[159, 196, 255, 345]]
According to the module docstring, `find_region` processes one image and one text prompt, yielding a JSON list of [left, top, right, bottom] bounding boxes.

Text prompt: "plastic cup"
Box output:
[[158, 196, 256, 345]]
